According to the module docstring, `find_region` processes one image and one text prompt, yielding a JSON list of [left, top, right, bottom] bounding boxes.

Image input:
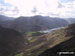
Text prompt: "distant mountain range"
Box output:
[[0, 15, 70, 33], [0, 15, 15, 21]]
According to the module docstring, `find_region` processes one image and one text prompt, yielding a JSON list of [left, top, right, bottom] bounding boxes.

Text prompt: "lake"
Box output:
[[39, 27, 64, 33]]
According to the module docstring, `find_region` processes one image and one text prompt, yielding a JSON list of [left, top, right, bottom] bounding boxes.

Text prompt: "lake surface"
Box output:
[[39, 27, 64, 33]]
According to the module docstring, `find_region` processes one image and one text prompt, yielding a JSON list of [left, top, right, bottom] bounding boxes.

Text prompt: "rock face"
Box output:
[[0, 26, 25, 56], [0, 15, 69, 33], [39, 24, 75, 56]]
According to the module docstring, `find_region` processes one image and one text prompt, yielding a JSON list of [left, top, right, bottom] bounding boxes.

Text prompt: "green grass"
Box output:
[[27, 32, 36, 35], [15, 52, 24, 56]]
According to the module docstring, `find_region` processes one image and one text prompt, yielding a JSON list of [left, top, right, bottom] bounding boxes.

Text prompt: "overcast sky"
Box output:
[[0, 0, 75, 18]]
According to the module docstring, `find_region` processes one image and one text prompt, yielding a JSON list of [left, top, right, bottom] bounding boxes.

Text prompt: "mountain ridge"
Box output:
[[0, 15, 69, 33]]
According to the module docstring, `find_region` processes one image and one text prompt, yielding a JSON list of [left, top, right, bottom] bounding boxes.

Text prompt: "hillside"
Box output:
[[15, 24, 73, 56], [0, 15, 69, 33], [9, 15, 69, 33], [67, 18, 75, 24], [0, 15, 15, 21], [0, 15, 74, 56], [0, 15, 15, 28], [0, 19, 74, 56], [0, 26, 26, 56], [39, 24, 75, 56]]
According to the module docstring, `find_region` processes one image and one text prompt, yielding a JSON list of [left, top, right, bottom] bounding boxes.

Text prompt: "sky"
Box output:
[[0, 0, 75, 18]]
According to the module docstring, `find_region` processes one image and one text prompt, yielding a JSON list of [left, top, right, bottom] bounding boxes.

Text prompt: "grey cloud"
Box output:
[[58, 2, 65, 8]]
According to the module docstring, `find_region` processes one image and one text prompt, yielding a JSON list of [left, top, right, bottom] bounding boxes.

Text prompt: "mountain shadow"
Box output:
[[0, 26, 25, 56], [39, 24, 75, 56]]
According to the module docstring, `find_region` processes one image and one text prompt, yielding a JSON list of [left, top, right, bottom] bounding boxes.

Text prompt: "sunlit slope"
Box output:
[[39, 24, 75, 56], [15, 26, 72, 56], [45, 27, 71, 48]]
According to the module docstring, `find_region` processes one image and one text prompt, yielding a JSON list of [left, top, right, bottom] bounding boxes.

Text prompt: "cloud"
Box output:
[[0, 0, 75, 18], [5, 0, 36, 16], [0, 1, 19, 17], [57, 0, 75, 18], [4, 0, 59, 16]]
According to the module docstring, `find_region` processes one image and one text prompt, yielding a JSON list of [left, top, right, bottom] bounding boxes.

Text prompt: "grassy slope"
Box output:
[[15, 27, 72, 56], [46, 27, 72, 48]]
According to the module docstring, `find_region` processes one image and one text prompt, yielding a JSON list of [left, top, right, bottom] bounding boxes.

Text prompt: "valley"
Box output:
[[0, 15, 75, 56]]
